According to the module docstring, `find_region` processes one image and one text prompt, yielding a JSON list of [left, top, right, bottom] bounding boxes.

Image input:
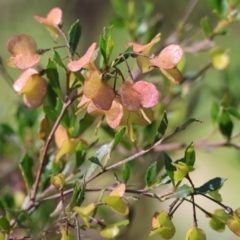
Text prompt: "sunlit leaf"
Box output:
[[103, 196, 129, 215], [51, 173, 65, 190], [74, 203, 95, 228], [227, 208, 240, 236], [150, 44, 183, 69], [149, 211, 176, 239], [211, 47, 229, 70], [100, 225, 120, 239], [6, 34, 40, 69], [110, 183, 126, 197], [160, 68, 183, 84], [34, 7, 62, 41], [185, 227, 206, 240]]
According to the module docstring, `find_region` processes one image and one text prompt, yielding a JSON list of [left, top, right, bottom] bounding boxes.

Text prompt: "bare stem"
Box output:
[[30, 93, 79, 202], [197, 193, 233, 214]]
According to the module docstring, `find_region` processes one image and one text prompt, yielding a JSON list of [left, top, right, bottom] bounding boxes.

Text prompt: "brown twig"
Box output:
[[30, 93, 79, 202]]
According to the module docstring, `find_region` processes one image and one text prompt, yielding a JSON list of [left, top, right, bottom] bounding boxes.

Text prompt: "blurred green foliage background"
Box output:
[[1, 0, 240, 239]]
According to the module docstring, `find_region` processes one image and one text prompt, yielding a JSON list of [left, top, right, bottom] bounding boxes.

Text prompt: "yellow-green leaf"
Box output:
[[50, 173, 65, 190], [227, 208, 240, 236], [103, 196, 129, 215], [74, 203, 95, 228], [210, 47, 229, 70], [100, 225, 120, 239], [185, 227, 206, 240]]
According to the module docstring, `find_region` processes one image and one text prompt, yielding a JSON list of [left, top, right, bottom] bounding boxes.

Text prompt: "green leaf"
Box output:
[[226, 107, 240, 120], [165, 184, 192, 199], [114, 219, 129, 227], [178, 118, 203, 132], [195, 177, 227, 194], [100, 225, 120, 239], [208, 0, 229, 18], [184, 143, 195, 166], [66, 180, 86, 211], [53, 50, 67, 71], [0, 216, 10, 233], [123, 163, 131, 184], [163, 152, 176, 186], [110, 17, 125, 28], [218, 110, 233, 140], [208, 189, 222, 202], [145, 162, 157, 187], [110, 0, 127, 18], [102, 196, 129, 215], [154, 111, 168, 143], [89, 156, 103, 169], [19, 153, 33, 194], [43, 102, 58, 122], [201, 16, 213, 37], [110, 128, 126, 152], [209, 209, 229, 232], [78, 113, 95, 136], [211, 101, 220, 123], [68, 20, 81, 52], [46, 59, 63, 100], [227, 208, 240, 236]]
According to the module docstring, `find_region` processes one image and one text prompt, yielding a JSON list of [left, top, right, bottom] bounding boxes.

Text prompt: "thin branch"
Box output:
[[75, 215, 81, 240], [197, 193, 233, 214], [30, 93, 79, 201]]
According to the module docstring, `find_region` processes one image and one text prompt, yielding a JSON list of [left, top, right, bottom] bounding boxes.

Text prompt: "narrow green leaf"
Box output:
[[53, 50, 67, 71], [123, 163, 131, 183], [110, 0, 127, 18], [68, 20, 81, 52], [0, 216, 10, 233], [195, 177, 227, 194], [19, 153, 33, 194], [218, 110, 233, 140], [165, 184, 192, 199], [110, 128, 126, 152], [178, 118, 203, 132], [66, 180, 86, 211], [201, 16, 213, 37], [89, 156, 103, 169], [184, 142, 195, 166], [226, 107, 240, 120], [154, 111, 168, 143], [145, 162, 157, 187], [113, 46, 133, 67], [46, 59, 63, 100], [211, 101, 220, 123], [163, 152, 176, 186], [114, 219, 130, 227]]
